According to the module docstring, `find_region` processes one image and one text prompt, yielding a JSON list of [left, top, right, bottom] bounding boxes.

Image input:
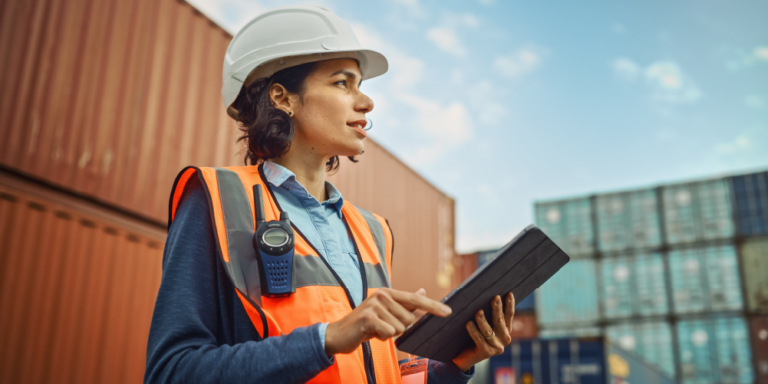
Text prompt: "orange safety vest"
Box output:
[[168, 164, 402, 384]]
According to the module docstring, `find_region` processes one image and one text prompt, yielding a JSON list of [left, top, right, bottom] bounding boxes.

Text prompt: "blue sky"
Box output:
[[188, 0, 768, 252]]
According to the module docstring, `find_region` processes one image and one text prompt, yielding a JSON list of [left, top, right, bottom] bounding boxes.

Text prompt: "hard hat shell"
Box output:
[[221, 5, 388, 112]]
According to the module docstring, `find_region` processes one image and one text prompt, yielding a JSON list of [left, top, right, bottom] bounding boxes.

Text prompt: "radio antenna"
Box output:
[[253, 185, 266, 227]]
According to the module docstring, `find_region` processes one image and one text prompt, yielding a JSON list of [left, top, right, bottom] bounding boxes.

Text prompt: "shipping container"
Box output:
[[537, 259, 599, 326], [0, 0, 460, 302], [606, 321, 675, 377], [662, 179, 734, 244], [740, 237, 768, 313], [669, 245, 743, 314], [750, 316, 768, 384], [539, 326, 603, 339], [676, 316, 754, 384], [0, 0, 242, 223], [731, 171, 768, 237], [0, 171, 165, 384], [454, 252, 479, 288], [534, 197, 595, 257], [600, 252, 669, 319], [488, 337, 676, 384], [509, 313, 539, 340], [595, 189, 662, 253]]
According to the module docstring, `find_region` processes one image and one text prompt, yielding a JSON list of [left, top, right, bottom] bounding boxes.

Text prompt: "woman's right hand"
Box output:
[[324, 288, 452, 355]]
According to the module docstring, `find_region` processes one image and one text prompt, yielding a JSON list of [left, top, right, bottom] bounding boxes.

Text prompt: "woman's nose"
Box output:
[[355, 93, 374, 113]]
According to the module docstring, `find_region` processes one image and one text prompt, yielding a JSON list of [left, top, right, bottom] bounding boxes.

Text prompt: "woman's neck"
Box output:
[[270, 151, 328, 202]]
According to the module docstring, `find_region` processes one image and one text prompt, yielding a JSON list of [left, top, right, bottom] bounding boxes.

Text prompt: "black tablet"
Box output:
[[395, 224, 570, 363]]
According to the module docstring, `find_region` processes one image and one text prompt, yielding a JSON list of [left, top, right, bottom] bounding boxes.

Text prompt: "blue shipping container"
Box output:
[[662, 179, 734, 244], [535, 198, 595, 257], [606, 321, 675, 377], [677, 316, 754, 384], [669, 245, 743, 314], [731, 171, 768, 237], [537, 259, 600, 326], [488, 337, 676, 384], [596, 189, 662, 252], [600, 253, 669, 319]]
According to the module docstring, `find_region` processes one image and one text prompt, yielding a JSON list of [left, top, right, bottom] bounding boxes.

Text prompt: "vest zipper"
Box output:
[[259, 165, 378, 384]]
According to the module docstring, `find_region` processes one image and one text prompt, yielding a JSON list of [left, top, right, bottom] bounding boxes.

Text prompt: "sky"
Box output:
[[188, 0, 768, 253]]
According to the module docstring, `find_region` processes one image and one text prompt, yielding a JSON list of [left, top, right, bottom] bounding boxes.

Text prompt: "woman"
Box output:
[[145, 5, 515, 383]]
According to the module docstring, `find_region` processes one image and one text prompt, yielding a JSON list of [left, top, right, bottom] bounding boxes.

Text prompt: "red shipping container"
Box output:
[[509, 312, 539, 339], [752, 316, 768, 384]]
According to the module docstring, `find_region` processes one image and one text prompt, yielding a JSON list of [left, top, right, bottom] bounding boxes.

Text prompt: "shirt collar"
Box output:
[[262, 161, 345, 215]]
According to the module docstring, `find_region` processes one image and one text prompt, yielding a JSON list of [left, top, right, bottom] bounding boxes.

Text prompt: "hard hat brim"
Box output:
[[222, 49, 388, 110]]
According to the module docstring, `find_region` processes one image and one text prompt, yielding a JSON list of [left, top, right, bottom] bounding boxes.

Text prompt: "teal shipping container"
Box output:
[[539, 325, 603, 338], [663, 179, 734, 245], [535, 197, 594, 257], [606, 321, 676, 377], [740, 237, 768, 314], [677, 316, 754, 384], [596, 189, 662, 253], [600, 253, 669, 319], [536, 259, 599, 326], [669, 245, 743, 314]]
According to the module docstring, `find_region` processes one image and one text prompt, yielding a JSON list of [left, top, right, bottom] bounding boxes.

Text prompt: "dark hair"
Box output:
[[231, 62, 357, 172]]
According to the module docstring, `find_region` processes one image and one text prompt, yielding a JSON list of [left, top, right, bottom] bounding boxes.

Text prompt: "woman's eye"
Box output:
[[335, 80, 347, 87]]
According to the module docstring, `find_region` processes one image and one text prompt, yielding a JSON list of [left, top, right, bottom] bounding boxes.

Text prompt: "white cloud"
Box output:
[[745, 95, 765, 109], [644, 61, 702, 103], [352, 23, 425, 90], [755, 47, 768, 62], [468, 80, 507, 125], [186, 0, 265, 34], [611, 58, 641, 81], [716, 135, 751, 154], [494, 48, 544, 79], [427, 28, 466, 57], [396, 94, 473, 163]]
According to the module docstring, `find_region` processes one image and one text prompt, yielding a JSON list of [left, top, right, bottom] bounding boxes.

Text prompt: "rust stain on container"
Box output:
[[0, 172, 165, 384], [752, 317, 768, 384]]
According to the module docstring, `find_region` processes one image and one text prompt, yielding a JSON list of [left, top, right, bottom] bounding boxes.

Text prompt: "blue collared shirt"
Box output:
[[262, 161, 364, 306]]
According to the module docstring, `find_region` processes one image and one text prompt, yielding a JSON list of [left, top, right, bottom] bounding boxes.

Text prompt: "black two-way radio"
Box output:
[[252, 185, 296, 297]]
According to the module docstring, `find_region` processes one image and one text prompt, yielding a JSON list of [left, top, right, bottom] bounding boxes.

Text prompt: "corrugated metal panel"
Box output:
[[662, 179, 734, 245], [536, 259, 599, 325], [606, 321, 675, 377], [539, 325, 603, 338], [0, 174, 165, 384], [600, 252, 669, 319], [534, 197, 594, 257], [740, 237, 768, 314], [669, 245, 743, 314], [0, 0, 459, 301], [453, 252, 478, 288], [751, 316, 768, 384], [0, 0, 242, 223], [677, 316, 754, 384], [732, 171, 768, 237], [327, 144, 457, 300], [596, 189, 661, 252], [509, 313, 539, 339]]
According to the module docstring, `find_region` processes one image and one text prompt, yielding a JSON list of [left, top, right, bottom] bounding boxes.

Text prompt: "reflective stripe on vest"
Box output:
[[168, 164, 402, 384]]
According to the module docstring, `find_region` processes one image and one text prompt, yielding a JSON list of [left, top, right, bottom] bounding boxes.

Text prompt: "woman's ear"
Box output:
[[269, 83, 294, 113]]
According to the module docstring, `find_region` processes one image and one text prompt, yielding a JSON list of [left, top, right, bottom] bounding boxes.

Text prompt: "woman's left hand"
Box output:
[[451, 293, 516, 372]]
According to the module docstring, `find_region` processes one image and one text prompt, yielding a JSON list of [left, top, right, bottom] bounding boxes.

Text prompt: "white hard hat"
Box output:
[[221, 5, 388, 114]]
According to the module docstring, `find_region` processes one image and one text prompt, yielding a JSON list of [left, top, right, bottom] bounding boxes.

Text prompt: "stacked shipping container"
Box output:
[[534, 170, 768, 383], [0, 0, 460, 381]]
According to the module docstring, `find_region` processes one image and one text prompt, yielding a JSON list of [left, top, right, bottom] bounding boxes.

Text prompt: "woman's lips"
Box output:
[[348, 122, 367, 138]]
